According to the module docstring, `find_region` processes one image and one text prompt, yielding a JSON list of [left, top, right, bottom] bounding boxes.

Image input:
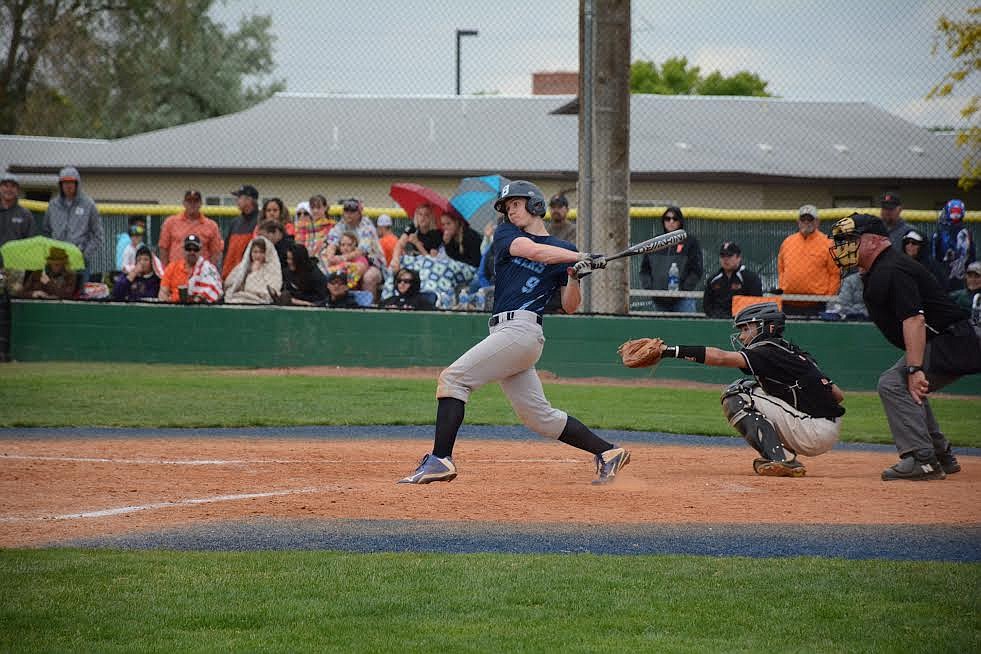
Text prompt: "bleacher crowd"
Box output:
[[1, 169, 978, 320]]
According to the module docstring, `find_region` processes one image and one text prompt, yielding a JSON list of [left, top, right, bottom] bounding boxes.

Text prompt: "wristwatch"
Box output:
[[905, 365, 924, 375]]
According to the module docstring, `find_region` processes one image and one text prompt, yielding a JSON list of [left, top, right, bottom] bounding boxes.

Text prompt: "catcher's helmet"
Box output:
[[731, 302, 786, 349], [829, 212, 888, 270], [938, 199, 965, 227], [494, 180, 547, 217]]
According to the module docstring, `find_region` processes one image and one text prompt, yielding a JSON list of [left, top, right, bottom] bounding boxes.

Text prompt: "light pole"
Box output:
[[456, 29, 478, 95]]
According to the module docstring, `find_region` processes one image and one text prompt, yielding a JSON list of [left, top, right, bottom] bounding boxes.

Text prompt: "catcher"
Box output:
[[619, 303, 845, 477]]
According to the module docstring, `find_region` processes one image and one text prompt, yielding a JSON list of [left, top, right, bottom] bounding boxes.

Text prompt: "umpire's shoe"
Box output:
[[936, 445, 961, 475], [398, 453, 457, 484], [592, 447, 631, 485], [881, 450, 946, 481], [753, 458, 807, 477]]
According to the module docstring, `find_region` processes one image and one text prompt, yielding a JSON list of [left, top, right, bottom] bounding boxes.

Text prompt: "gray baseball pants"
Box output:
[[436, 310, 568, 438]]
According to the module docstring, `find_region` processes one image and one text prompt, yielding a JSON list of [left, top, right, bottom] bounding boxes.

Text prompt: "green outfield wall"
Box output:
[[8, 300, 981, 395]]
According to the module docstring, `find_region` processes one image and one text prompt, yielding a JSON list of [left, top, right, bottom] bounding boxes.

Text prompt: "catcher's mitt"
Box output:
[[618, 337, 665, 368]]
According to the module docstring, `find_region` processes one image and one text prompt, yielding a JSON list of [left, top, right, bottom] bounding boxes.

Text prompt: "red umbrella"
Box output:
[[389, 183, 454, 220]]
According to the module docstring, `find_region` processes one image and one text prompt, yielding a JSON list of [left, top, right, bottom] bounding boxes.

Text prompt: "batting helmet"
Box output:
[[494, 180, 547, 217], [731, 302, 786, 349]]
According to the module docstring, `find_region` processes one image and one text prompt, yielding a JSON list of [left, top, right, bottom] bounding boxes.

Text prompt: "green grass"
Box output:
[[0, 549, 976, 653], [1, 362, 978, 445]]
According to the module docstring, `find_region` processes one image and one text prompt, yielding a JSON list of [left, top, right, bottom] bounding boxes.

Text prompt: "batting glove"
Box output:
[[570, 260, 593, 280]]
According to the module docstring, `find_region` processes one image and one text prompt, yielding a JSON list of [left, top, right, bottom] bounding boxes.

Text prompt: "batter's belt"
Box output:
[[488, 310, 543, 328]]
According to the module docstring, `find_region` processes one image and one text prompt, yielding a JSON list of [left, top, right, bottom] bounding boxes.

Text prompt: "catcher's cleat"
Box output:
[[592, 447, 631, 485], [936, 445, 961, 475], [753, 458, 807, 477], [881, 452, 946, 481], [398, 453, 457, 484]]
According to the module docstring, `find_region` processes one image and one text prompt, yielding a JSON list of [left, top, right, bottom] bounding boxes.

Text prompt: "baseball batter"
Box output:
[[399, 180, 630, 485], [619, 303, 845, 477]]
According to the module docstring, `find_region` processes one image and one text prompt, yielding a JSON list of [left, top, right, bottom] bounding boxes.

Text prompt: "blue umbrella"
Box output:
[[449, 174, 511, 233]]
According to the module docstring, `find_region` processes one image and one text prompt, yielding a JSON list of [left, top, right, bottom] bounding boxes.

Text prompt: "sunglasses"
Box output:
[[297, 210, 311, 216], [664, 215, 679, 221], [397, 278, 413, 284], [799, 215, 816, 222]]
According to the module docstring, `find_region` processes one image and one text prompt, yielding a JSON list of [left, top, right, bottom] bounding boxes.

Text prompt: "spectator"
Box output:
[[20, 246, 77, 299], [114, 216, 145, 271], [320, 231, 370, 288], [324, 270, 360, 308], [159, 190, 224, 267], [381, 268, 436, 310], [702, 241, 763, 318], [547, 193, 576, 244], [275, 242, 327, 307], [931, 199, 975, 292], [41, 166, 102, 279], [639, 206, 703, 312], [257, 219, 290, 276], [324, 198, 384, 296], [376, 213, 398, 266], [824, 271, 868, 320], [949, 261, 981, 315], [119, 223, 161, 276], [776, 204, 840, 316], [0, 172, 38, 247], [439, 211, 482, 268], [878, 192, 910, 251], [260, 197, 295, 237], [296, 194, 334, 258], [389, 203, 443, 271], [224, 237, 282, 304], [159, 234, 222, 304], [111, 245, 160, 302], [901, 229, 946, 287], [222, 184, 261, 280]]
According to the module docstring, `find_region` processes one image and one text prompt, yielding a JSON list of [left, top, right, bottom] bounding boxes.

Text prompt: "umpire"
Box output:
[[830, 213, 980, 480]]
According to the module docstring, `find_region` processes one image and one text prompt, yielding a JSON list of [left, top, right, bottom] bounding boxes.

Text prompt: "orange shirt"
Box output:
[[777, 231, 840, 297], [160, 259, 192, 302], [379, 232, 398, 265], [159, 212, 224, 264]]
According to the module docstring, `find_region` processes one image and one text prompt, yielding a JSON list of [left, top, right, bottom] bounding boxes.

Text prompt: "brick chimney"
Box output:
[[532, 71, 579, 95]]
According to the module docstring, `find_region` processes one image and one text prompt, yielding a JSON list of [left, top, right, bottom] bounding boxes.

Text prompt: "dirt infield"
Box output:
[[2, 436, 978, 549]]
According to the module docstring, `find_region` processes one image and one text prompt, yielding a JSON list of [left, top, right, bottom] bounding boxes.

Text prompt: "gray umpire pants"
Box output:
[[877, 322, 981, 456]]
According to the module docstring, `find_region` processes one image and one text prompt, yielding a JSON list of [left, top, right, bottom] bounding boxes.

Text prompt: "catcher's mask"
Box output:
[[731, 302, 785, 350], [829, 212, 888, 271]]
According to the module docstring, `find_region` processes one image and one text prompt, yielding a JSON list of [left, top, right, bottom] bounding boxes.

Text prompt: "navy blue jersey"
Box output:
[[491, 222, 576, 315]]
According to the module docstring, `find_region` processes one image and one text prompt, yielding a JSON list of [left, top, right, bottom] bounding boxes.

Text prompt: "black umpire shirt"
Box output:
[[739, 339, 845, 419], [862, 247, 967, 350]]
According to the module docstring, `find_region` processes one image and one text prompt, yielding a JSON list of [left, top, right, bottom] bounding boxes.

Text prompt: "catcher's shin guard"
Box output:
[[721, 392, 790, 462]]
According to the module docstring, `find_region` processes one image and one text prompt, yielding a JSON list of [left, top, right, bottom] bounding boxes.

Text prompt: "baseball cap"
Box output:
[[719, 241, 741, 256], [342, 198, 360, 212], [184, 189, 202, 201], [231, 184, 259, 199], [549, 194, 569, 207], [967, 261, 981, 275], [58, 166, 80, 182], [183, 234, 202, 250], [879, 192, 901, 208], [798, 204, 818, 219], [0, 172, 19, 186], [326, 270, 348, 284], [376, 213, 393, 227], [902, 230, 925, 244]]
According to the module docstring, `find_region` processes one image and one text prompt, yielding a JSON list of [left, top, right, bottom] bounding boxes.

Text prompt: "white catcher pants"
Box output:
[[437, 310, 568, 438], [747, 386, 841, 457]]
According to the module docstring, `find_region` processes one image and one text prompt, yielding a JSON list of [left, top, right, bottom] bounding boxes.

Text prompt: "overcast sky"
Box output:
[[211, 0, 977, 127]]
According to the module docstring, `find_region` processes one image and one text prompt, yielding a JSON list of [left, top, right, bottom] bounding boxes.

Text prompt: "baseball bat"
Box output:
[[604, 229, 687, 262]]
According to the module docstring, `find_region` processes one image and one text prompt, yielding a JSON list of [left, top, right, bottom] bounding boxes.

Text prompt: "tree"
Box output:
[[0, 0, 284, 138], [928, 7, 980, 191], [629, 56, 770, 97]]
